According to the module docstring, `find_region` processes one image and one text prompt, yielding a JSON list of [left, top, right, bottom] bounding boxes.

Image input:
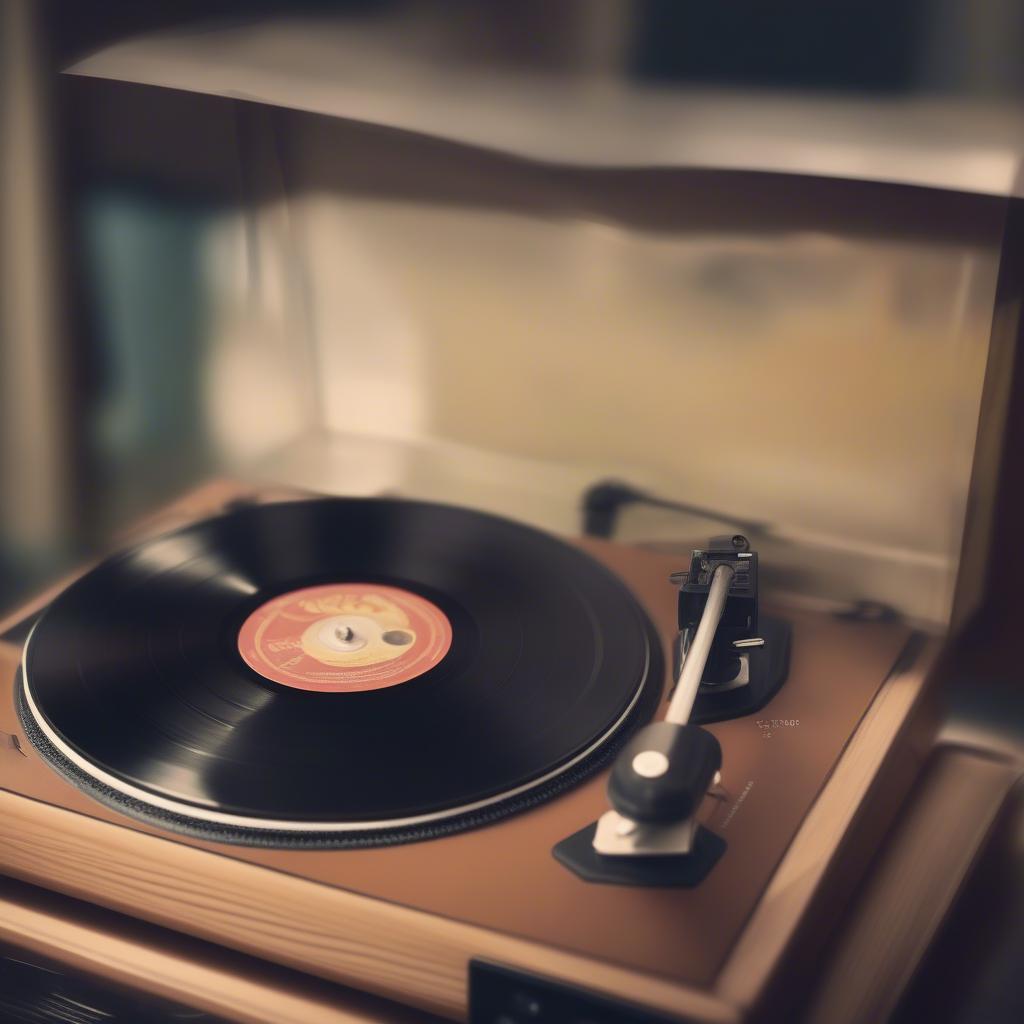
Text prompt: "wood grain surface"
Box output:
[[0, 876, 439, 1024]]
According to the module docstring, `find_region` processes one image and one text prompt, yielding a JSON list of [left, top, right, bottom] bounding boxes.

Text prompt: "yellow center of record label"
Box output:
[[236, 583, 453, 692]]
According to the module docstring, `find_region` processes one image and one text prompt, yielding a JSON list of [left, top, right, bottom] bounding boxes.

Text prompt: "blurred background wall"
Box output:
[[0, 0, 71, 604], [2, 0, 1023, 624]]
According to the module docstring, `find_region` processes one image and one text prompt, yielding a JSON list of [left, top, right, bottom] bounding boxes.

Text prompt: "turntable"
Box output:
[[0, 480, 937, 1023], [7, 7, 1024, 1019]]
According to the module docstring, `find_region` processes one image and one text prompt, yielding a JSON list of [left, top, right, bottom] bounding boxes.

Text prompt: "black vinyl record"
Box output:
[[18, 498, 663, 846]]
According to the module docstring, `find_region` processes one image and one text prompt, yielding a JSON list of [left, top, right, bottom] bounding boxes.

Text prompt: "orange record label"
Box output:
[[237, 583, 452, 693]]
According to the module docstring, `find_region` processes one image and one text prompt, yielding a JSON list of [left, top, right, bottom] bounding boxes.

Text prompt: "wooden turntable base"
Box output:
[[0, 481, 938, 1022]]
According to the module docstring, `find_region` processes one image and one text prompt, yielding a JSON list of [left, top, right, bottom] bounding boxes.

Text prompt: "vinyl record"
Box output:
[[18, 498, 663, 846]]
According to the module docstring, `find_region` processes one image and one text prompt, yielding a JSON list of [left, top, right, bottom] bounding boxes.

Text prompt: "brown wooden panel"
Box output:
[[0, 876, 438, 1024], [0, 480, 929, 1021]]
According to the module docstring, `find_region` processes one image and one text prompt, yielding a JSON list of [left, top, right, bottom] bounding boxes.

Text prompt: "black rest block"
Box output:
[[552, 821, 726, 887], [470, 959, 683, 1023]]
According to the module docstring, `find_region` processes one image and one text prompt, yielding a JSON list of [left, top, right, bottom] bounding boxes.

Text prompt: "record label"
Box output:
[[237, 583, 452, 693]]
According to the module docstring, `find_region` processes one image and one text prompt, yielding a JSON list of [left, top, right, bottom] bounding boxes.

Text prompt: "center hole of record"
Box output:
[[236, 583, 453, 693]]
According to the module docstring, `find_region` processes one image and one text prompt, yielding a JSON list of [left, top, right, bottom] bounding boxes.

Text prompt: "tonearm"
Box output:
[[554, 535, 790, 886]]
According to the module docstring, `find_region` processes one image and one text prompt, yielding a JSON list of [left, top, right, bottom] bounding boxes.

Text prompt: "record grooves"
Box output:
[[17, 499, 664, 847]]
